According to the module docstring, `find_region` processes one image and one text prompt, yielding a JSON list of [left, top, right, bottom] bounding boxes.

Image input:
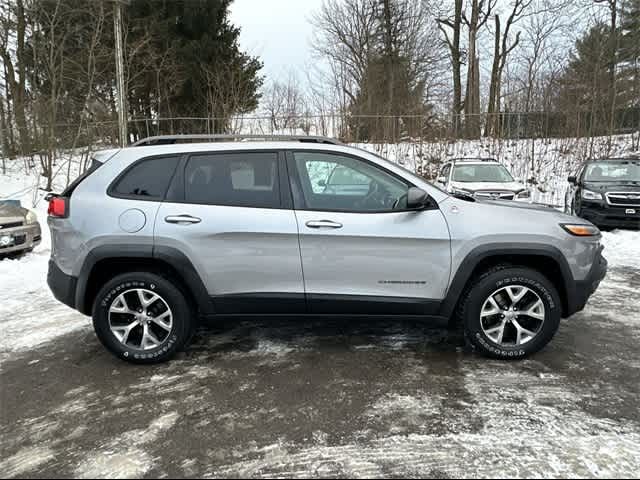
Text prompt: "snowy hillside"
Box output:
[[356, 133, 639, 206]]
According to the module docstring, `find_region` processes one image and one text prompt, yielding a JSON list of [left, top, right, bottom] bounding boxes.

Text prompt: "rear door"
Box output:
[[287, 150, 451, 315], [155, 150, 305, 314]]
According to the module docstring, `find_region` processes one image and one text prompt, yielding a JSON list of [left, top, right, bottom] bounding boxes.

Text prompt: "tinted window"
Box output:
[[293, 152, 408, 211], [452, 164, 514, 183], [112, 156, 179, 199], [185, 152, 280, 208], [584, 161, 640, 181]]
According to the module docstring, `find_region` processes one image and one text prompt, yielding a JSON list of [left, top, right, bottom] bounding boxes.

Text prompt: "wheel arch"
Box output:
[[76, 244, 213, 316], [440, 244, 576, 321]]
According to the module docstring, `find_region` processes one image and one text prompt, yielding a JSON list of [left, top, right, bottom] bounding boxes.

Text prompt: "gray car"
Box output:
[[46, 135, 607, 364], [0, 200, 42, 256]]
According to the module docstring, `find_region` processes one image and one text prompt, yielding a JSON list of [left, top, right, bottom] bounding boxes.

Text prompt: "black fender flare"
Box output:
[[75, 244, 213, 315], [438, 243, 577, 319]]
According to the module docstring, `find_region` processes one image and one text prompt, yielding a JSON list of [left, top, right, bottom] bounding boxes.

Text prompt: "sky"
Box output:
[[229, 0, 324, 85]]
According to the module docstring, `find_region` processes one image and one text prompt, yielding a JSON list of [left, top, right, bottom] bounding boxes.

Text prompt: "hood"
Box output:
[[583, 181, 640, 193], [0, 202, 27, 221], [479, 198, 556, 213], [450, 180, 526, 193], [461, 196, 594, 227]]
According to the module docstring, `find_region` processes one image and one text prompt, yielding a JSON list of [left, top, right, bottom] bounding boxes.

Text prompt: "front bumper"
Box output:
[[578, 202, 640, 229], [47, 259, 78, 310], [568, 246, 608, 316], [0, 222, 42, 255]]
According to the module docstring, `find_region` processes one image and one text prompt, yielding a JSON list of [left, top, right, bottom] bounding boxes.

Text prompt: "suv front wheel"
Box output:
[[458, 267, 561, 359], [92, 272, 195, 364]]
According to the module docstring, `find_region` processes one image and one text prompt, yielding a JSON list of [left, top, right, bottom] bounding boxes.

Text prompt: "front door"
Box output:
[[288, 151, 451, 315], [155, 150, 305, 313]]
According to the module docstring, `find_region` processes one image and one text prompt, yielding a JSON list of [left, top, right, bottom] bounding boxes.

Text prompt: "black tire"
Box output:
[[457, 266, 561, 360], [92, 272, 194, 364]]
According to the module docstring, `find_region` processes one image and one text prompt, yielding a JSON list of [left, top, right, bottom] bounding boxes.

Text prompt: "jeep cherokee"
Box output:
[[46, 135, 607, 363]]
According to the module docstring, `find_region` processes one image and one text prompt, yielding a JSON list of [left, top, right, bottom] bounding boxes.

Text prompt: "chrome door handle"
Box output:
[[305, 220, 343, 229], [165, 215, 201, 225]]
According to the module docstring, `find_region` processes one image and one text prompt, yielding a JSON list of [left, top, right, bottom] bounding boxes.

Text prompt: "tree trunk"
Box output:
[[452, 0, 463, 136], [608, 0, 618, 140], [465, 0, 481, 138], [487, 15, 501, 137]]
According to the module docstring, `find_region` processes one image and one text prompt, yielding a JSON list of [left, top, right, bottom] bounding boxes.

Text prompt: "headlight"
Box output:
[[25, 210, 38, 224], [516, 189, 531, 199], [582, 189, 602, 201], [561, 224, 600, 237]]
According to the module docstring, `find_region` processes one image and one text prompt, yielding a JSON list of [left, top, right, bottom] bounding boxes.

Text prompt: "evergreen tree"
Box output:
[[556, 24, 614, 134], [618, 0, 640, 107], [125, 0, 263, 133]]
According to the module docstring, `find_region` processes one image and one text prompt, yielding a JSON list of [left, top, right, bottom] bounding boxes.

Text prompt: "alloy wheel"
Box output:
[[108, 288, 173, 350], [480, 285, 546, 347]]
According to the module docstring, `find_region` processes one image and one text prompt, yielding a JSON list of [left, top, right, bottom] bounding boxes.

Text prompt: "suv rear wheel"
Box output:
[[458, 266, 561, 359], [92, 272, 194, 364]]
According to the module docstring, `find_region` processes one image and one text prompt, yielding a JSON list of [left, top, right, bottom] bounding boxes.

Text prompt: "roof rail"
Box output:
[[450, 157, 498, 164], [132, 134, 343, 147]]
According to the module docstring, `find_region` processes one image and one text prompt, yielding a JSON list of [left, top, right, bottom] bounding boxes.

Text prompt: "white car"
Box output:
[[436, 158, 530, 201]]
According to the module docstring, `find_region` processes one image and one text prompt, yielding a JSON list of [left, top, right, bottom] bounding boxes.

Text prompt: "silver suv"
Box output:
[[436, 158, 530, 201], [46, 135, 607, 363]]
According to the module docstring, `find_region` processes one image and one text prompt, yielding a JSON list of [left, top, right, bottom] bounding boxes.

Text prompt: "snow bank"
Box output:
[[0, 158, 89, 364], [601, 230, 640, 270]]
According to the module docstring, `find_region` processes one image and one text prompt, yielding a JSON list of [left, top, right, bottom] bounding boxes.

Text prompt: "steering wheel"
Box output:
[[355, 181, 384, 210], [393, 192, 408, 210]]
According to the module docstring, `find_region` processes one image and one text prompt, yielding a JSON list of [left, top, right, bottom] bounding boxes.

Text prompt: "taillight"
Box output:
[[47, 197, 68, 218]]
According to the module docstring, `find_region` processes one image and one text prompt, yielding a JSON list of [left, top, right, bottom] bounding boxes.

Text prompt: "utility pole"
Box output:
[[113, 0, 128, 146]]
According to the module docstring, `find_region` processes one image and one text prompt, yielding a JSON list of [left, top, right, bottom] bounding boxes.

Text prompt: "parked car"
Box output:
[[46, 135, 606, 364], [566, 157, 640, 230], [0, 200, 42, 256], [436, 158, 531, 201]]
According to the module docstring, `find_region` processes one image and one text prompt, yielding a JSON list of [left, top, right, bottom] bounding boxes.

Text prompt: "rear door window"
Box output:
[[184, 152, 281, 208]]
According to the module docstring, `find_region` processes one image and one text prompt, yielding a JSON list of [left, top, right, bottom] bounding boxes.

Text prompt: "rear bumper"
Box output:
[[47, 259, 78, 310], [567, 246, 608, 316]]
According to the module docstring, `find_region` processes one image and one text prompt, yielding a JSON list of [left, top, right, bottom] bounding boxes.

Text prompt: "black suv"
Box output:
[[566, 158, 640, 229]]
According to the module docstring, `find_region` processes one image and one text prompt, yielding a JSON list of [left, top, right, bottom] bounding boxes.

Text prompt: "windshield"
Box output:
[[584, 161, 640, 182], [452, 164, 514, 183]]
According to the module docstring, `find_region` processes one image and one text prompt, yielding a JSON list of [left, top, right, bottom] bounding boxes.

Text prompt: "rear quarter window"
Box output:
[[110, 156, 180, 200]]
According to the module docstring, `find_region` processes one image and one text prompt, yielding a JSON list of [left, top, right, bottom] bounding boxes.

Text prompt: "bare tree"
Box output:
[[594, 0, 618, 139], [486, 0, 534, 137], [0, 0, 29, 154], [311, 0, 378, 110], [463, 0, 497, 137], [262, 74, 307, 132], [437, 0, 463, 135]]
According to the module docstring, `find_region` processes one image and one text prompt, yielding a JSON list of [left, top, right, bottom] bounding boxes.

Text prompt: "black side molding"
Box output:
[[75, 244, 214, 316], [438, 243, 577, 319]]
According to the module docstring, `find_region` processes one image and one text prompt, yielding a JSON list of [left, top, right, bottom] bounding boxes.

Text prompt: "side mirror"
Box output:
[[437, 176, 446, 184], [407, 187, 430, 209], [317, 179, 327, 187], [568, 176, 577, 185]]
